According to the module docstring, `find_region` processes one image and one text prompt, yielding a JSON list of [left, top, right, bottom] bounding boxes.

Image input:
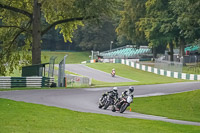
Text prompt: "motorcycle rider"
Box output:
[[101, 87, 118, 101], [115, 86, 134, 109], [111, 68, 116, 76], [122, 86, 134, 99]]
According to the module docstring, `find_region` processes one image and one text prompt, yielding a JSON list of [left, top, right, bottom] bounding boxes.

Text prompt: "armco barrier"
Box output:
[[82, 59, 200, 81], [0, 77, 11, 88], [0, 77, 54, 89]]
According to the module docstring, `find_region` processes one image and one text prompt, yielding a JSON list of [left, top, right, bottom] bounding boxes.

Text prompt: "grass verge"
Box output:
[[41, 51, 90, 64], [182, 64, 200, 74], [131, 89, 200, 122], [0, 98, 200, 133]]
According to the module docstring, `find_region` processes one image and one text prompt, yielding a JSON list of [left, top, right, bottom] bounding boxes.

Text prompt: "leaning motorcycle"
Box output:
[[112, 95, 133, 113], [103, 92, 116, 109]]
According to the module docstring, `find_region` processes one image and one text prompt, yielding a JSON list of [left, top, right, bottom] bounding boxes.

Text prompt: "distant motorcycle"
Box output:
[[111, 95, 133, 113], [111, 72, 115, 77]]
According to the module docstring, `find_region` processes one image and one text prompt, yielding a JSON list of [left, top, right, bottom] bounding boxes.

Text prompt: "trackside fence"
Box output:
[[155, 59, 183, 73], [82, 59, 200, 81], [64, 74, 91, 87], [0, 77, 54, 89]]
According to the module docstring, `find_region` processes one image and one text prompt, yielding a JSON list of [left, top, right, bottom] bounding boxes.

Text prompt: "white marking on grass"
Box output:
[[135, 93, 166, 97]]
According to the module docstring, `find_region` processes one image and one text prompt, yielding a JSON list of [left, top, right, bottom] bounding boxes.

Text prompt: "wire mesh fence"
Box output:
[[183, 55, 200, 64], [48, 56, 57, 77], [58, 54, 91, 87], [155, 59, 183, 73], [65, 74, 91, 87], [58, 55, 68, 87], [58, 59, 65, 87]]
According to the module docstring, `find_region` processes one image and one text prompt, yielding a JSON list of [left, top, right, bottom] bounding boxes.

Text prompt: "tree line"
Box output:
[[117, 0, 200, 61], [44, 0, 200, 61], [0, 0, 118, 75], [0, 0, 200, 75]]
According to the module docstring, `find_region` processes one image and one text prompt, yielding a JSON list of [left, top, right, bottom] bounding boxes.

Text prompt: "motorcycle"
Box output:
[[111, 71, 115, 77], [103, 92, 116, 110], [111, 95, 133, 113]]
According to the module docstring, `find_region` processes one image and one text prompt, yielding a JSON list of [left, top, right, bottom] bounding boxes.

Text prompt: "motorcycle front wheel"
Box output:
[[98, 104, 104, 108], [103, 101, 111, 109], [119, 103, 129, 113], [111, 105, 116, 112]]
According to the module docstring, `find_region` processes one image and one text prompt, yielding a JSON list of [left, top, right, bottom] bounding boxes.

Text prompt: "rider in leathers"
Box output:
[[116, 86, 134, 109], [101, 87, 118, 101], [122, 86, 134, 99], [111, 68, 116, 76]]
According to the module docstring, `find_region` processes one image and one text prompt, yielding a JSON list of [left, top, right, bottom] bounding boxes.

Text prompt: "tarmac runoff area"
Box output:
[[1, 82, 200, 126]]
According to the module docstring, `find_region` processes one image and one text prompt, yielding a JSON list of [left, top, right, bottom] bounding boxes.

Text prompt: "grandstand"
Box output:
[[185, 45, 199, 53], [99, 45, 151, 59], [183, 45, 200, 63]]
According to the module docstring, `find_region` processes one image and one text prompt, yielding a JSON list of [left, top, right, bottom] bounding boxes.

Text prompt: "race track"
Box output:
[[1, 82, 200, 126], [63, 64, 136, 83]]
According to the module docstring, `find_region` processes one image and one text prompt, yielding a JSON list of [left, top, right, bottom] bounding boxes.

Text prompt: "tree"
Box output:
[[170, 0, 200, 56], [138, 0, 182, 61], [117, 0, 200, 61], [73, 17, 117, 51], [0, 0, 118, 75], [116, 0, 148, 47], [170, 0, 200, 41]]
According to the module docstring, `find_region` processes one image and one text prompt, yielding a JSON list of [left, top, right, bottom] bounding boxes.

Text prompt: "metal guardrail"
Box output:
[[0, 77, 54, 89]]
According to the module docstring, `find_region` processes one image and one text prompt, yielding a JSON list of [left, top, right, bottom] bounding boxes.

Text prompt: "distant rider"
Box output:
[[111, 68, 116, 76]]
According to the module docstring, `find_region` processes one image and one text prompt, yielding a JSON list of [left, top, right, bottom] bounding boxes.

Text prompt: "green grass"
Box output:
[[41, 51, 90, 64], [87, 63, 187, 86], [131, 89, 200, 122], [182, 64, 200, 74], [0, 98, 200, 133]]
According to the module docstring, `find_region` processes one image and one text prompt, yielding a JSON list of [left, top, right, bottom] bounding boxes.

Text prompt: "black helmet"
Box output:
[[129, 86, 134, 92]]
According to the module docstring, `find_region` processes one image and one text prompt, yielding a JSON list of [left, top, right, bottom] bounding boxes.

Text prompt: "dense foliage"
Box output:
[[1, 0, 200, 75], [117, 0, 200, 60], [0, 0, 119, 75]]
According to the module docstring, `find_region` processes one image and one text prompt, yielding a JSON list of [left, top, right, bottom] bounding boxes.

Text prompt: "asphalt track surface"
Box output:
[[64, 64, 136, 83], [1, 82, 200, 126]]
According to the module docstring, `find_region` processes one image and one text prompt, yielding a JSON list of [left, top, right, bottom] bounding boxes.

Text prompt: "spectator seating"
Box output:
[[185, 45, 199, 53], [100, 45, 151, 59]]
